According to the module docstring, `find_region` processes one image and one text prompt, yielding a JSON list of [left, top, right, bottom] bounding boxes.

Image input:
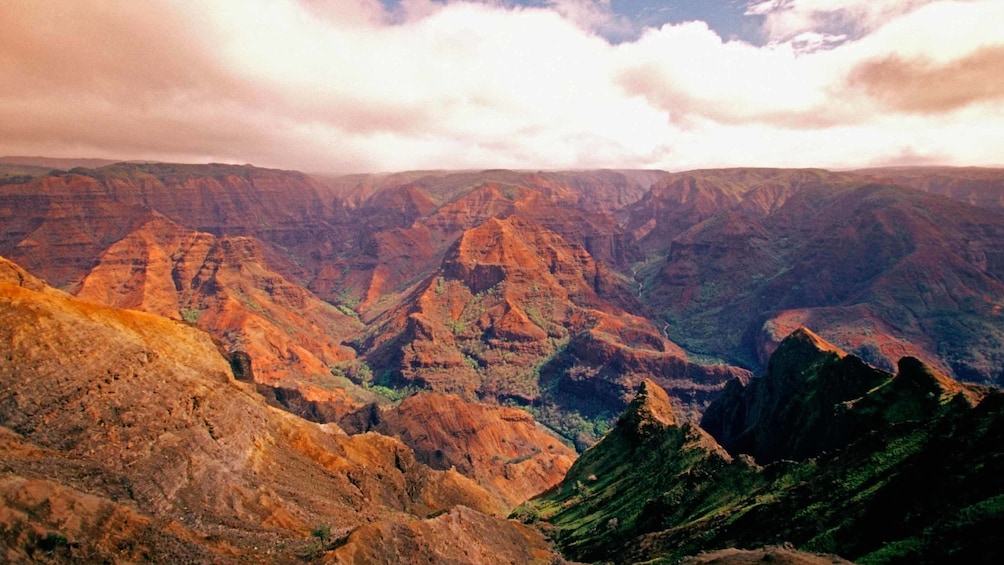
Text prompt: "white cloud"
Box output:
[[542, 0, 635, 39], [614, 21, 847, 127], [0, 0, 1001, 173], [745, 0, 940, 46]]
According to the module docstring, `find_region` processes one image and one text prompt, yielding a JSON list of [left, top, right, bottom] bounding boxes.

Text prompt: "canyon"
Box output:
[[2, 159, 1003, 562]]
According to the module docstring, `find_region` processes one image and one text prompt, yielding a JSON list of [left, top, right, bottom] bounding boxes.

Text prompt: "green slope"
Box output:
[[520, 329, 1004, 564]]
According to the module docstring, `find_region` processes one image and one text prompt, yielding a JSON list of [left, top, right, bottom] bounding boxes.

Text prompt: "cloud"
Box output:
[[848, 45, 1004, 114], [542, 0, 635, 40], [0, 0, 1001, 173], [613, 21, 850, 128], [745, 0, 938, 46], [0, 2, 269, 163]]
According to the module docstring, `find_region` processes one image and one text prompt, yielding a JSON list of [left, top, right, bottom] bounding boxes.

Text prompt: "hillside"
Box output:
[[854, 167, 1004, 210], [0, 255, 562, 562], [2, 160, 1003, 562], [631, 169, 1004, 385], [524, 329, 1003, 563]]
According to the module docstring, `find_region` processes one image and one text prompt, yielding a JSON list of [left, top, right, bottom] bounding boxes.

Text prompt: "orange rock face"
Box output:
[[0, 257, 561, 561], [66, 212, 370, 421], [1, 164, 747, 430], [346, 392, 576, 509], [359, 214, 748, 447], [325, 505, 556, 564], [19, 163, 997, 443]]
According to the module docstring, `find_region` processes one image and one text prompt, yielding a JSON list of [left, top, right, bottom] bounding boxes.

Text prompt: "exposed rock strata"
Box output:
[[0, 256, 559, 562], [342, 392, 577, 508]]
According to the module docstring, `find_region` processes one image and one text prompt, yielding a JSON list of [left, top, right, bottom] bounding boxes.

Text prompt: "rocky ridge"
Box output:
[[524, 329, 1004, 563], [635, 170, 1004, 384], [341, 392, 577, 509], [357, 214, 748, 447]]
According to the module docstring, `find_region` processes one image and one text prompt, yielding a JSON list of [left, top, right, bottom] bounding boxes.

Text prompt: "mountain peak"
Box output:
[[703, 326, 891, 463], [533, 319, 1004, 564], [762, 327, 851, 391], [854, 355, 992, 422], [896, 356, 967, 401], [618, 379, 678, 437], [782, 327, 847, 357], [0, 256, 52, 293]]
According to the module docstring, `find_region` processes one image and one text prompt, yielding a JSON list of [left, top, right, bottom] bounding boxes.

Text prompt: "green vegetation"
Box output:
[[523, 403, 613, 451], [462, 354, 480, 371], [329, 360, 415, 403], [498, 183, 523, 200], [336, 288, 360, 310], [310, 524, 330, 542], [329, 360, 373, 384], [364, 382, 412, 402], [520, 412, 761, 562], [179, 307, 201, 324], [0, 163, 51, 186], [524, 306, 546, 330], [231, 288, 266, 315], [336, 304, 359, 320], [446, 318, 467, 334], [521, 345, 1004, 564]]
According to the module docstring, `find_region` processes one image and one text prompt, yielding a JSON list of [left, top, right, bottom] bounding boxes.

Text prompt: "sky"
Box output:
[[1, 0, 1002, 174]]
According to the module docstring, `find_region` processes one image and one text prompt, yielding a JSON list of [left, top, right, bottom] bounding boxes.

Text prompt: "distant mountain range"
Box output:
[[1, 161, 1000, 424], [0, 156, 155, 170], [2, 159, 1002, 561]]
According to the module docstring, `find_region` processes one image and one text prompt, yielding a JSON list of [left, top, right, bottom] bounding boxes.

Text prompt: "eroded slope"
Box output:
[[0, 256, 559, 562]]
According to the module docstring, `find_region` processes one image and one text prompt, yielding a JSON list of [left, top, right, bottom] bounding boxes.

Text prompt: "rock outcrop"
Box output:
[[701, 328, 888, 463], [73, 214, 363, 386], [521, 377, 738, 562], [359, 214, 748, 447], [342, 392, 577, 509], [326, 505, 558, 564]]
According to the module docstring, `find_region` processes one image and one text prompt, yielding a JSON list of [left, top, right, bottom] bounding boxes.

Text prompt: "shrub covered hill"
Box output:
[[523, 328, 1004, 564]]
